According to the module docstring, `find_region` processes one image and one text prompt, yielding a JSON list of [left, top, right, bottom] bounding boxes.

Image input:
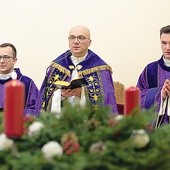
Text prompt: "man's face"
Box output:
[[68, 26, 91, 57], [160, 33, 170, 59], [0, 46, 17, 74]]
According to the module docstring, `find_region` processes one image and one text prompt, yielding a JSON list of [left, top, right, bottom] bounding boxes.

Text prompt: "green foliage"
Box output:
[[0, 105, 170, 170]]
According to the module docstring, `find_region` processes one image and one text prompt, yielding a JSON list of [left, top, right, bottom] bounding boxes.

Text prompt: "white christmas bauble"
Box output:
[[0, 133, 14, 151], [28, 121, 44, 136], [130, 129, 150, 149], [41, 141, 63, 160]]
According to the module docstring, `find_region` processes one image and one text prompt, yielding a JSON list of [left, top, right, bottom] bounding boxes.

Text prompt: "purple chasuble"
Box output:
[[137, 56, 170, 124], [37, 50, 118, 114], [0, 68, 40, 116]]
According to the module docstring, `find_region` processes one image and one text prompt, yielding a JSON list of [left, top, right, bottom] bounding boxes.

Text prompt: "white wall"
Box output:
[[0, 0, 170, 88]]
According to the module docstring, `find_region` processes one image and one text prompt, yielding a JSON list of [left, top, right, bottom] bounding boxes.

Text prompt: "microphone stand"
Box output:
[[44, 66, 51, 111]]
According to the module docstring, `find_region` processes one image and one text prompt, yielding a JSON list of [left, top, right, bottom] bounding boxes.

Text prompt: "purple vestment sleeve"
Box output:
[[137, 69, 161, 111], [100, 70, 118, 113], [23, 80, 40, 116]]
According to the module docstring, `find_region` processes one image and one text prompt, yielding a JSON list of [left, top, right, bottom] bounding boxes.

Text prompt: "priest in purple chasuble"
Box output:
[[37, 49, 118, 115], [0, 68, 39, 115], [136, 25, 170, 126], [0, 43, 40, 116]]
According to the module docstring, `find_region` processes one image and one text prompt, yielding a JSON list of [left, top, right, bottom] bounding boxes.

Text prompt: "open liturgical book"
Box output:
[[54, 77, 88, 89]]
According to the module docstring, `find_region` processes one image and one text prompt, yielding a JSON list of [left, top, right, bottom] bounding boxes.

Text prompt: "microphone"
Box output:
[[44, 50, 72, 111]]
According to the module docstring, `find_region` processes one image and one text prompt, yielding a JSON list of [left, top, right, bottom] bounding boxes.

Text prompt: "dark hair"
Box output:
[[160, 25, 170, 37], [0, 43, 17, 58]]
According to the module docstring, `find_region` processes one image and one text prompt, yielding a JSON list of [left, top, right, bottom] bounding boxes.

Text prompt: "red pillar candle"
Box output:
[[124, 86, 140, 115], [4, 72, 25, 138]]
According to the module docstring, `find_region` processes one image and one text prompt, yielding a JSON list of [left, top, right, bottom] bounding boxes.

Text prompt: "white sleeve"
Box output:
[[79, 87, 86, 107], [51, 89, 62, 117]]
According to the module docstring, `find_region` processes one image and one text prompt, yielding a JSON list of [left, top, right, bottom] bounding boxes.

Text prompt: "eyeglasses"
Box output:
[[0, 55, 15, 61], [68, 35, 90, 42]]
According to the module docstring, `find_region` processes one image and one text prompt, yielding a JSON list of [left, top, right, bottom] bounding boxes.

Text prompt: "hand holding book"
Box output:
[[54, 78, 88, 89]]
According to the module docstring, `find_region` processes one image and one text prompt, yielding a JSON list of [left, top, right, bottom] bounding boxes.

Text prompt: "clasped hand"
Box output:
[[61, 87, 82, 98], [161, 79, 170, 99]]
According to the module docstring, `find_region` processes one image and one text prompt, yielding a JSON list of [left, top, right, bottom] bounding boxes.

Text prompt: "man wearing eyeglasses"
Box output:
[[0, 43, 39, 115], [37, 25, 118, 116]]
